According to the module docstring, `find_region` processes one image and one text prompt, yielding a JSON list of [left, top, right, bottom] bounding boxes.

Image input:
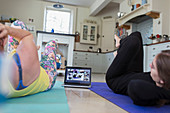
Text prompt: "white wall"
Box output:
[[151, 0, 170, 35], [119, 0, 131, 14], [0, 0, 43, 30], [97, 2, 119, 18]]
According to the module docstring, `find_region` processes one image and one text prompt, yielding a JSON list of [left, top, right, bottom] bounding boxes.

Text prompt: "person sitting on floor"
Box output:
[[106, 32, 170, 106], [0, 21, 58, 98]]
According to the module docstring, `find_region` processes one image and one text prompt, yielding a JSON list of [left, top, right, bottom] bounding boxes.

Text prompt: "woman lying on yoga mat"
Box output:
[[0, 21, 58, 98], [106, 31, 170, 106]]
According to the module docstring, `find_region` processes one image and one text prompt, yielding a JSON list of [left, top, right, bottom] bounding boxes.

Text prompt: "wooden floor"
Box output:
[[57, 73, 128, 113]]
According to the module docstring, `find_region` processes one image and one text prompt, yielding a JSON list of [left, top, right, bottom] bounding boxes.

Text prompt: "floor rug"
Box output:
[[90, 82, 170, 113], [0, 81, 70, 113]]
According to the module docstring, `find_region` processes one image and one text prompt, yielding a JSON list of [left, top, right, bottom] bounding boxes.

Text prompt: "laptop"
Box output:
[[63, 66, 91, 88]]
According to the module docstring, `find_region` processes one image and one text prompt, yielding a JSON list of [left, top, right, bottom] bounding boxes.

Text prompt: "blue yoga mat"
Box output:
[[0, 81, 70, 113], [90, 82, 170, 113]]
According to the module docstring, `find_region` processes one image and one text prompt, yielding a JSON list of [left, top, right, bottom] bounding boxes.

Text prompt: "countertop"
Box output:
[[144, 40, 170, 46], [73, 49, 117, 54], [74, 40, 170, 53]]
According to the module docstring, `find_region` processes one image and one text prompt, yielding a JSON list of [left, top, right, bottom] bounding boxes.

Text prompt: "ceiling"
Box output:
[[43, 0, 124, 7]]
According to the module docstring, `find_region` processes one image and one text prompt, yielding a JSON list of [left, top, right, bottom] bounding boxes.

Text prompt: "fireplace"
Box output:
[[36, 31, 75, 74]]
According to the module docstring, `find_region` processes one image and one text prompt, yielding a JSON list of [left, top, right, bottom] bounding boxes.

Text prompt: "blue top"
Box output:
[[13, 53, 28, 90]]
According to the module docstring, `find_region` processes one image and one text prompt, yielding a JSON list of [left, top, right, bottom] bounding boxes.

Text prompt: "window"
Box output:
[[44, 8, 72, 34]]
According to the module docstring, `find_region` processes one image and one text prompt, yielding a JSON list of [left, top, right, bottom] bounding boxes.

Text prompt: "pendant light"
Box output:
[[53, 0, 64, 8]]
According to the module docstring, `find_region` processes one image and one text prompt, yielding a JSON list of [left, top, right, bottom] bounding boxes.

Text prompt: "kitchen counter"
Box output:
[[74, 49, 117, 54], [144, 40, 170, 46]]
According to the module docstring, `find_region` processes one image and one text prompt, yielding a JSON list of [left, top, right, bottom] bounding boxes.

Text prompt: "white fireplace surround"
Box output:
[[37, 31, 75, 67]]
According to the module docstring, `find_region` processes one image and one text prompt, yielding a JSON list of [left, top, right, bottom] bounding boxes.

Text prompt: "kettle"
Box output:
[[97, 48, 102, 53]]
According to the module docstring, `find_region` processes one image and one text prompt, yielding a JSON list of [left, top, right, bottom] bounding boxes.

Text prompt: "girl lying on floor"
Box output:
[[106, 32, 170, 106], [0, 20, 58, 98]]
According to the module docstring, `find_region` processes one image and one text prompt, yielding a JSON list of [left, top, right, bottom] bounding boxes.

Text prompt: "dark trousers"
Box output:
[[106, 32, 170, 106]]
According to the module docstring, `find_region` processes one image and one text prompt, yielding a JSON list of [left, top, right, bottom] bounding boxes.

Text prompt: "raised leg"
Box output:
[[106, 31, 144, 93], [40, 40, 58, 90]]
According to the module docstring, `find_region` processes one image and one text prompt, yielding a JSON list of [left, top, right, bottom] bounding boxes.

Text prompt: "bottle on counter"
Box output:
[[51, 28, 54, 33]]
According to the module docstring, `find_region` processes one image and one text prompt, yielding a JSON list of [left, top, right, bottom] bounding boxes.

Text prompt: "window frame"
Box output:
[[43, 6, 73, 34]]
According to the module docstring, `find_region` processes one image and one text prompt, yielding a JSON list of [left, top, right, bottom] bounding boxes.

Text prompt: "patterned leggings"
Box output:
[[40, 40, 58, 90]]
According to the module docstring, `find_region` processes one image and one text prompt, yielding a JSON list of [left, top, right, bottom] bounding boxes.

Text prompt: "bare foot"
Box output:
[[115, 35, 120, 48], [113, 51, 117, 58], [36, 45, 40, 50]]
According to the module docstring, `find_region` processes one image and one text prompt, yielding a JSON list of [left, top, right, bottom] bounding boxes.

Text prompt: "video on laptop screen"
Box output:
[[65, 67, 91, 85]]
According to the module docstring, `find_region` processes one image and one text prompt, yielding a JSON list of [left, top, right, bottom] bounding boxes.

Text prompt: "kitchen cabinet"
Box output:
[[92, 53, 104, 73], [80, 23, 97, 44], [73, 52, 93, 68], [105, 52, 114, 70], [144, 41, 170, 72], [73, 51, 114, 73]]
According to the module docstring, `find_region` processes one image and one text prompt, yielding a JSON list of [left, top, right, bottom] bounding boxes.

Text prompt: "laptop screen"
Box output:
[[64, 67, 91, 85]]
